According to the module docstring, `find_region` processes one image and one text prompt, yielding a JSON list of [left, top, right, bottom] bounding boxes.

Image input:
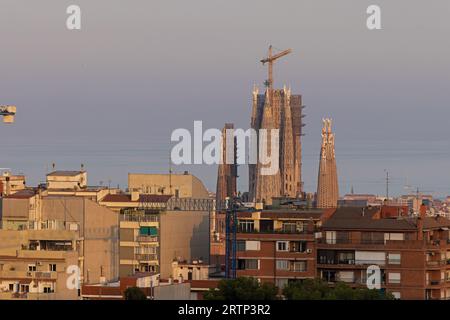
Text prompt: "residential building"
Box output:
[[317, 205, 450, 300], [0, 229, 80, 300]]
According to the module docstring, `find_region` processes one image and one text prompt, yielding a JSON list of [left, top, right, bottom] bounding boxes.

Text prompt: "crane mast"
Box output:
[[260, 45, 292, 105]]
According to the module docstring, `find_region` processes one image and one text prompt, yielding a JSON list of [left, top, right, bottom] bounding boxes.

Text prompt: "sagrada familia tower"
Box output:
[[216, 123, 237, 204], [248, 46, 304, 204], [316, 118, 339, 208]]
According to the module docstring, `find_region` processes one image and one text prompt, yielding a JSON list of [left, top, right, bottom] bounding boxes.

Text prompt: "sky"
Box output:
[[1, 0, 450, 197]]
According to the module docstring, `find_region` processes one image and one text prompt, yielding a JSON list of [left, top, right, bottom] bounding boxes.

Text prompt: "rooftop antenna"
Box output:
[[384, 169, 389, 202]]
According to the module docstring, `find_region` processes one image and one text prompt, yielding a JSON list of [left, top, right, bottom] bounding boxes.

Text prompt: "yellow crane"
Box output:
[[0, 105, 16, 123], [260, 45, 292, 104]]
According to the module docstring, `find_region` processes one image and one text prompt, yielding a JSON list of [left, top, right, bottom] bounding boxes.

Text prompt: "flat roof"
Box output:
[[47, 171, 84, 177]]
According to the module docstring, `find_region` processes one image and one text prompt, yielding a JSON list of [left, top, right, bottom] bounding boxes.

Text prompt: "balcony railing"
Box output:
[[318, 259, 385, 266], [135, 253, 158, 261], [121, 214, 159, 223], [237, 228, 315, 235], [136, 235, 158, 242], [426, 260, 448, 267]]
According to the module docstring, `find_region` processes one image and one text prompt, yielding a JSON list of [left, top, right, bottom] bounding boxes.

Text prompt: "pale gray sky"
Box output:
[[1, 0, 449, 196]]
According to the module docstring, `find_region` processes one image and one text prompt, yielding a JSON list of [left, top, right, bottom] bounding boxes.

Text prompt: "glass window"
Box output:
[[291, 261, 307, 272], [237, 240, 246, 251], [388, 253, 401, 265], [276, 260, 289, 270], [388, 272, 401, 284], [245, 259, 259, 270], [277, 241, 289, 252], [139, 226, 157, 236]]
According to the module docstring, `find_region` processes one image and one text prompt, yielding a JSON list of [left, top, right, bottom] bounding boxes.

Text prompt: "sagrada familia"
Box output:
[[316, 118, 339, 208], [216, 46, 339, 208]]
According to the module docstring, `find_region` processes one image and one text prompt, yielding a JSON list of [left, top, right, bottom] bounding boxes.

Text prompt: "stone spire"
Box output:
[[216, 123, 237, 204], [316, 118, 339, 208]]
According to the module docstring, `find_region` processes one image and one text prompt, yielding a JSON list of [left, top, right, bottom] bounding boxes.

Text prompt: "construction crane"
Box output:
[[260, 45, 292, 104], [0, 105, 16, 123]]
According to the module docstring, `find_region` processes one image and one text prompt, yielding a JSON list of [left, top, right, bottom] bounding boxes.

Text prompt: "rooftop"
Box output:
[[47, 171, 84, 177]]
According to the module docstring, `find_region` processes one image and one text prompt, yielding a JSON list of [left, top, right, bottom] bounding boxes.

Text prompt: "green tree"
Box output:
[[283, 279, 395, 300], [204, 277, 278, 300], [124, 286, 147, 300]]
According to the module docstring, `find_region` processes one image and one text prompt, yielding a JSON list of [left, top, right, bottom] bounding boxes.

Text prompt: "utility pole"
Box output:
[[384, 170, 389, 203]]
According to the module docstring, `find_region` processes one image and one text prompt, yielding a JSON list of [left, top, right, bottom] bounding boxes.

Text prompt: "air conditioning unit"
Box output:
[[306, 249, 313, 254]]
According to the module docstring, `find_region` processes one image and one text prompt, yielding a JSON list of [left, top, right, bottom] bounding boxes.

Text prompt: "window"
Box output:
[[20, 284, 29, 293], [290, 241, 307, 253], [338, 252, 355, 264], [277, 241, 289, 252], [139, 226, 157, 236], [28, 264, 36, 272], [245, 241, 260, 251], [238, 259, 259, 270], [282, 222, 297, 233], [388, 272, 401, 284], [291, 261, 307, 272], [388, 253, 401, 265], [245, 259, 259, 270], [43, 287, 54, 293], [385, 233, 404, 242], [238, 220, 254, 233], [326, 231, 336, 244], [9, 284, 14, 292], [237, 241, 246, 251], [49, 264, 57, 272], [276, 260, 289, 270]]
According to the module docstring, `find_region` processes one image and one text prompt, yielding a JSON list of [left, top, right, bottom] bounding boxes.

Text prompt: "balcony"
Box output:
[[120, 214, 159, 223], [0, 270, 57, 280], [238, 228, 314, 235], [426, 260, 448, 267], [136, 235, 158, 242], [135, 253, 158, 261]]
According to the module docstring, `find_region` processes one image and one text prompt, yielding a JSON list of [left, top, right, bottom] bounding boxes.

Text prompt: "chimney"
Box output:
[[417, 205, 426, 241]]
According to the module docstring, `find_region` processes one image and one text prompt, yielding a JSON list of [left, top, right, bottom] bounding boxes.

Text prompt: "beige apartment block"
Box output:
[[0, 229, 80, 300], [0, 193, 119, 287], [119, 207, 210, 279], [46, 171, 88, 190], [0, 171, 26, 196]]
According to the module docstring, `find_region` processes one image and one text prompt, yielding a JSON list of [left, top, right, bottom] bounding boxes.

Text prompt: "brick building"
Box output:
[[317, 205, 450, 300]]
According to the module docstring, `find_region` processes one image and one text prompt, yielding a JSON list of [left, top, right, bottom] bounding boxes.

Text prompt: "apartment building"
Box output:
[[222, 208, 326, 288], [0, 191, 119, 288], [101, 194, 210, 279], [0, 171, 26, 196], [317, 205, 450, 300], [0, 229, 79, 300]]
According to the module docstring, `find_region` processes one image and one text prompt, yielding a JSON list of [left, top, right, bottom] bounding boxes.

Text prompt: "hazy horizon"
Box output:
[[1, 0, 450, 197]]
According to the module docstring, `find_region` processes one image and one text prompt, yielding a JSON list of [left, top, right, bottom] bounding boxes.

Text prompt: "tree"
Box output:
[[283, 279, 395, 300], [124, 287, 147, 300], [204, 277, 278, 300]]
